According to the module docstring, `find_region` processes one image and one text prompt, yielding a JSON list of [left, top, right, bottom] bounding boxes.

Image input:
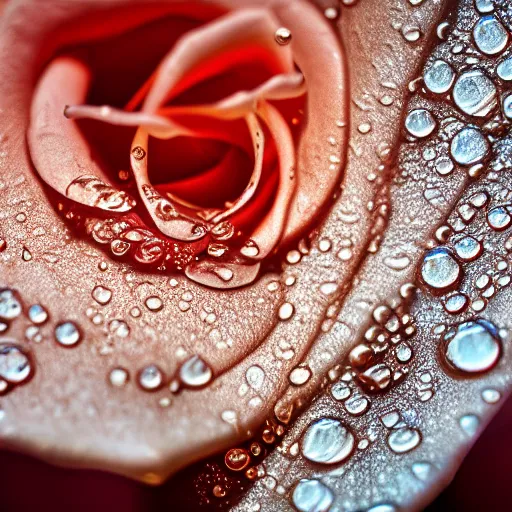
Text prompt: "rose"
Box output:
[[27, 0, 347, 289]]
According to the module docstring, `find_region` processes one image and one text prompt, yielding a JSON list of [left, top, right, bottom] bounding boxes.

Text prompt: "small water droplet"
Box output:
[[145, 296, 163, 312], [412, 461, 434, 482], [459, 414, 480, 436], [246, 365, 265, 390], [55, 321, 81, 347], [402, 25, 422, 43], [344, 394, 370, 416], [454, 236, 482, 261], [279, 302, 295, 321], [0, 289, 22, 321], [475, 0, 494, 14], [453, 70, 497, 117], [473, 15, 508, 55], [92, 285, 112, 305], [487, 206, 512, 231], [421, 247, 461, 290], [405, 109, 436, 138], [109, 367, 129, 387], [179, 355, 212, 388], [444, 320, 501, 374], [301, 418, 355, 464], [387, 427, 421, 453], [497, 57, 512, 81], [138, 364, 164, 391], [289, 366, 312, 386], [0, 343, 32, 384], [482, 388, 501, 403], [424, 60, 455, 94], [292, 479, 334, 512], [450, 127, 489, 165], [275, 27, 292, 45]]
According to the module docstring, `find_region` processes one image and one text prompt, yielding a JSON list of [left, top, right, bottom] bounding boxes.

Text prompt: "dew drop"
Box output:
[[503, 93, 512, 119], [444, 320, 501, 374], [179, 355, 212, 388], [225, 448, 250, 471], [292, 479, 334, 512], [487, 206, 512, 231], [405, 109, 436, 138], [450, 127, 489, 165], [482, 388, 501, 403], [275, 27, 292, 45], [109, 367, 129, 387], [246, 365, 265, 390], [475, 0, 494, 14], [28, 304, 48, 325], [402, 25, 422, 43], [344, 394, 370, 416], [279, 302, 295, 321], [331, 381, 351, 401], [138, 364, 164, 391], [421, 247, 461, 290], [497, 57, 512, 80], [92, 285, 112, 305], [412, 461, 434, 482], [301, 418, 355, 464], [145, 296, 163, 312], [453, 70, 497, 117], [0, 289, 22, 321], [423, 60, 455, 94], [55, 321, 81, 347], [358, 364, 392, 392], [443, 292, 469, 314], [387, 427, 421, 454], [459, 414, 480, 436], [0, 343, 32, 384], [435, 156, 454, 175], [473, 15, 508, 55], [289, 366, 312, 386], [454, 236, 482, 261]]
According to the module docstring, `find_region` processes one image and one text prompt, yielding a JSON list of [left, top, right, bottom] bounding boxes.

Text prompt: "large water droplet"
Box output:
[[453, 70, 497, 117], [421, 247, 461, 290], [301, 418, 355, 464], [473, 15, 508, 55], [0, 289, 22, 321], [444, 320, 501, 374], [55, 321, 81, 347], [179, 355, 212, 388], [450, 127, 489, 165], [405, 109, 436, 138], [387, 427, 421, 453], [292, 479, 334, 512], [424, 60, 455, 94], [0, 343, 32, 384]]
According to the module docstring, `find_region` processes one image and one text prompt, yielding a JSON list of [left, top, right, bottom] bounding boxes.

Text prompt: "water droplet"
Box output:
[[475, 0, 494, 13], [301, 418, 355, 464], [55, 321, 81, 347], [225, 448, 250, 471], [0, 289, 22, 321], [289, 366, 312, 386], [292, 479, 334, 512], [368, 506, 397, 512], [320, 282, 337, 296], [444, 320, 501, 374], [453, 70, 497, 117], [240, 240, 260, 258], [145, 296, 163, 312], [246, 365, 265, 390], [421, 247, 461, 290], [0, 343, 32, 384], [396, 342, 413, 363], [279, 302, 295, 321], [454, 236, 482, 262], [179, 355, 212, 388], [482, 388, 501, 403], [331, 381, 351, 401], [22, 247, 32, 261], [424, 60, 455, 94], [450, 127, 489, 165], [487, 206, 512, 231], [358, 364, 392, 392], [402, 25, 422, 43], [344, 394, 370, 417], [435, 156, 454, 175], [473, 15, 508, 55], [387, 427, 421, 453], [109, 367, 129, 387], [503, 93, 512, 119], [324, 7, 339, 20], [92, 285, 112, 305], [28, 304, 48, 324], [384, 254, 411, 271], [412, 461, 434, 482], [459, 414, 480, 436], [444, 292, 469, 314], [275, 27, 292, 45], [138, 364, 164, 391], [497, 57, 512, 80], [108, 319, 130, 338], [405, 109, 436, 138]]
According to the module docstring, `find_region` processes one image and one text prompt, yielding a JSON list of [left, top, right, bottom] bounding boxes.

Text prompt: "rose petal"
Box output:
[[28, 56, 136, 212]]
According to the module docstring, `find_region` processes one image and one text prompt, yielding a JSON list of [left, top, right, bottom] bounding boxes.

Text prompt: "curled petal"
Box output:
[[130, 128, 209, 242], [28, 56, 136, 212], [142, 7, 295, 112]]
